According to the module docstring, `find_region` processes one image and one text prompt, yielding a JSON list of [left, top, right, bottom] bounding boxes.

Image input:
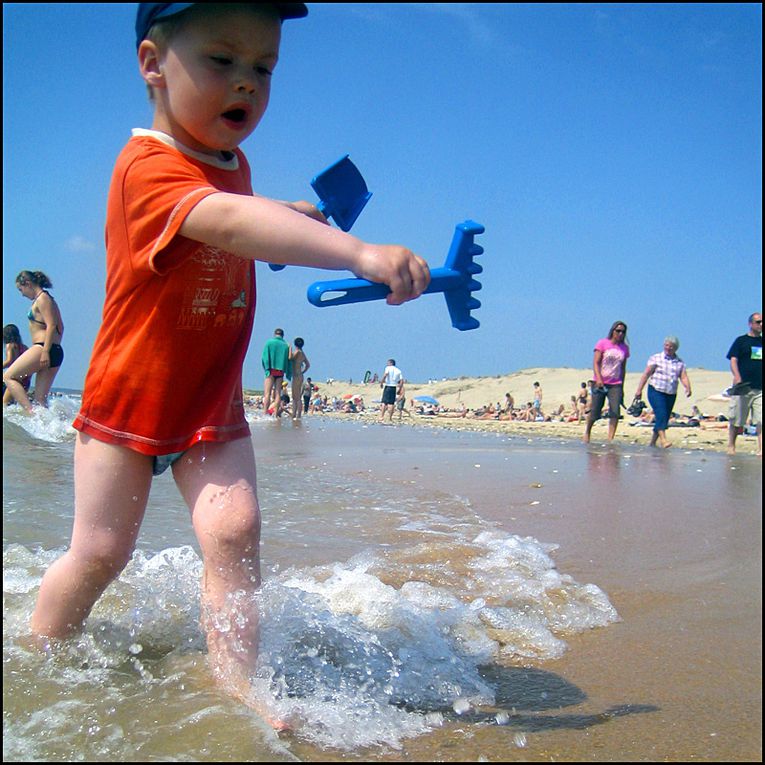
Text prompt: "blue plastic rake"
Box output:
[[269, 154, 372, 271], [306, 220, 485, 331]]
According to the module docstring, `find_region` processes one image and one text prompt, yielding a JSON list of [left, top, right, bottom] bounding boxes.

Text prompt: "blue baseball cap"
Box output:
[[136, 3, 308, 49]]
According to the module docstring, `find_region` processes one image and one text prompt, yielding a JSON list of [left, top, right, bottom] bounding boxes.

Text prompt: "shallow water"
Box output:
[[3, 401, 761, 761]]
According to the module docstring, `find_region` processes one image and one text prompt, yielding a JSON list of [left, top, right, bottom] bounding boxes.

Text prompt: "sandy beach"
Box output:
[[289, 367, 759, 457], [4, 386, 762, 760]]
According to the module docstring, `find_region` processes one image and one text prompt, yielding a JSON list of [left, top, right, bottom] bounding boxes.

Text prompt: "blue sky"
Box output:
[[3, 3, 762, 390]]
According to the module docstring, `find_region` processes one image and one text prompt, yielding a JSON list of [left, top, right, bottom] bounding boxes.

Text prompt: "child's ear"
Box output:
[[138, 40, 165, 89]]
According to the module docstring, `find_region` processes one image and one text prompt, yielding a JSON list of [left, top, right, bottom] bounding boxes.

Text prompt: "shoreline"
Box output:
[[251, 367, 760, 457]]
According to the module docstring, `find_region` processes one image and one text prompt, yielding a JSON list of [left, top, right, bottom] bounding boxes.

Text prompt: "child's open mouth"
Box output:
[[222, 108, 248, 126]]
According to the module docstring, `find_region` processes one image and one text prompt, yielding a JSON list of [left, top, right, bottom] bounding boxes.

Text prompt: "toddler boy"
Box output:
[[30, 2, 429, 722]]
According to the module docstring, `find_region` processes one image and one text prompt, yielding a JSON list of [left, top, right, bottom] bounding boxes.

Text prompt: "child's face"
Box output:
[[148, 5, 282, 155]]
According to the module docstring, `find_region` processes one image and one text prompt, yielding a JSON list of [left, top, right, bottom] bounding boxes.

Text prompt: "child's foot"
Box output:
[[218, 673, 291, 731]]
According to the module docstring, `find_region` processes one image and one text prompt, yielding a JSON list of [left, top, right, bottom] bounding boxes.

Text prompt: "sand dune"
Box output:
[[318, 366, 732, 415]]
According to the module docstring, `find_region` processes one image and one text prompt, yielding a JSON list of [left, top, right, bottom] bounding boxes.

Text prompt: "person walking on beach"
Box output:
[[576, 381, 589, 422], [301, 376, 314, 417], [583, 320, 630, 443], [3, 323, 31, 405], [262, 328, 291, 417], [379, 358, 403, 423], [289, 337, 310, 419], [633, 336, 692, 449], [532, 381, 544, 421], [725, 312, 762, 456], [3, 271, 65, 412], [29, 2, 429, 723], [395, 380, 410, 421]]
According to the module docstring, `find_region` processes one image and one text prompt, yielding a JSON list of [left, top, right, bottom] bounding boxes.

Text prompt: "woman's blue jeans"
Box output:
[[647, 385, 677, 433]]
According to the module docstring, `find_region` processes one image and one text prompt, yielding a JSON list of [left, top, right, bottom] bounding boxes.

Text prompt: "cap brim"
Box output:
[[276, 3, 308, 19]]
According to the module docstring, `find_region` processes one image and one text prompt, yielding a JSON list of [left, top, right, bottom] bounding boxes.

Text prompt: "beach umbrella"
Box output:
[[414, 395, 439, 406]]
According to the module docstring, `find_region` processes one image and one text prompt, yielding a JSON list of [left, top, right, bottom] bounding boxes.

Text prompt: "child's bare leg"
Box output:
[[30, 434, 152, 638], [172, 438, 263, 705]]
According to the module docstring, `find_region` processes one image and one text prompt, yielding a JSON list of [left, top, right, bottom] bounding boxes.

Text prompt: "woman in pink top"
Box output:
[[583, 321, 630, 443]]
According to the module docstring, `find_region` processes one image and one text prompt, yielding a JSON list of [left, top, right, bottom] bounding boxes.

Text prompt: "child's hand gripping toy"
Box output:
[[307, 220, 484, 331], [268, 154, 372, 271], [272, 155, 484, 330]]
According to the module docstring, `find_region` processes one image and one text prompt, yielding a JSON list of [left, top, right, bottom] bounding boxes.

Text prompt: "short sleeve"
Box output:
[[120, 147, 220, 274]]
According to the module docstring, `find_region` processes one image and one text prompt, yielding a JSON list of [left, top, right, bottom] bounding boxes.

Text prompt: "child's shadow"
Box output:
[[424, 664, 659, 731]]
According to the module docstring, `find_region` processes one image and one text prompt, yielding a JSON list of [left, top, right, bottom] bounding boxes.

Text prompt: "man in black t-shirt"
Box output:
[[726, 312, 762, 456]]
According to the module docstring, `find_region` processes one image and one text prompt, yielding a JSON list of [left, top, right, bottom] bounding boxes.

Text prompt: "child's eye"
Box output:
[[210, 56, 232, 66], [256, 66, 273, 77]]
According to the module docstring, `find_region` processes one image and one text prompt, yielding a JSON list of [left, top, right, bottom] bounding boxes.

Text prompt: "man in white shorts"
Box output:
[[726, 312, 762, 456], [380, 358, 403, 423]]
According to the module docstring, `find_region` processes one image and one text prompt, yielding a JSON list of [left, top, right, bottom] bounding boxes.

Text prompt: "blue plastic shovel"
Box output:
[[306, 220, 485, 331], [269, 154, 372, 271]]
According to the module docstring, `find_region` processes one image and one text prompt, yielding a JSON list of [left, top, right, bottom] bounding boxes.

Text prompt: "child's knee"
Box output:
[[199, 493, 261, 554], [78, 551, 130, 584], [75, 543, 134, 583]]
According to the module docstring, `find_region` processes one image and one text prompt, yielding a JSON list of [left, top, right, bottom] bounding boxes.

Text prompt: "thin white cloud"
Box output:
[[410, 3, 496, 46], [342, 2, 498, 48], [64, 235, 96, 253]]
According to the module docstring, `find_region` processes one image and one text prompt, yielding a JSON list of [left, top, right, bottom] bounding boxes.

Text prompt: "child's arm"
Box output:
[[179, 192, 430, 305], [272, 199, 328, 224]]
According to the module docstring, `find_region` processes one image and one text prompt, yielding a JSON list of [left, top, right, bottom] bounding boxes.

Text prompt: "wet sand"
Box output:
[[273, 418, 762, 761], [3, 407, 761, 761]]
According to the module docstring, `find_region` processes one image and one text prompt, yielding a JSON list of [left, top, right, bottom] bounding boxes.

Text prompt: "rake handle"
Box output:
[[307, 267, 465, 307]]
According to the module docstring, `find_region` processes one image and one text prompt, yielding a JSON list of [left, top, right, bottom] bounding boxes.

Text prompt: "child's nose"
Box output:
[[234, 69, 256, 94], [236, 78, 255, 94]]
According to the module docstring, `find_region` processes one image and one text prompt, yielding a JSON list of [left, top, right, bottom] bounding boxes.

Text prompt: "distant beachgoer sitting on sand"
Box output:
[[565, 396, 580, 422], [438, 403, 468, 418], [630, 408, 655, 426], [515, 402, 534, 422], [473, 402, 497, 420]]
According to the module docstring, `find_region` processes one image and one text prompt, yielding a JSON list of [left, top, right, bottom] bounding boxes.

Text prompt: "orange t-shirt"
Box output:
[[73, 132, 256, 455]]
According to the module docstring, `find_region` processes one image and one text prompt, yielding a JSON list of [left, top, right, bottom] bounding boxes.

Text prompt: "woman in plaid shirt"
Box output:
[[634, 336, 693, 448]]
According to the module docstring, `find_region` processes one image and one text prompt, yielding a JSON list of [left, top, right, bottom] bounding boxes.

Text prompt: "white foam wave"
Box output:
[[2, 395, 79, 443], [4, 524, 619, 753]]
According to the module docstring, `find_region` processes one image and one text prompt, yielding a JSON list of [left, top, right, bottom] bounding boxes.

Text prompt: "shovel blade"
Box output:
[[310, 154, 372, 232]]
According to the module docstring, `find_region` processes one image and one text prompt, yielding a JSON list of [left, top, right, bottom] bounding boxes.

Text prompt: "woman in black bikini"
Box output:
[[3, 270, 65, 411]]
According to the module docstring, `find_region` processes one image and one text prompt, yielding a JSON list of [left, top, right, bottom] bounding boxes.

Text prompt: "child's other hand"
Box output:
[[288, 200, 328, 224], [356, 245, 431, 305]]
